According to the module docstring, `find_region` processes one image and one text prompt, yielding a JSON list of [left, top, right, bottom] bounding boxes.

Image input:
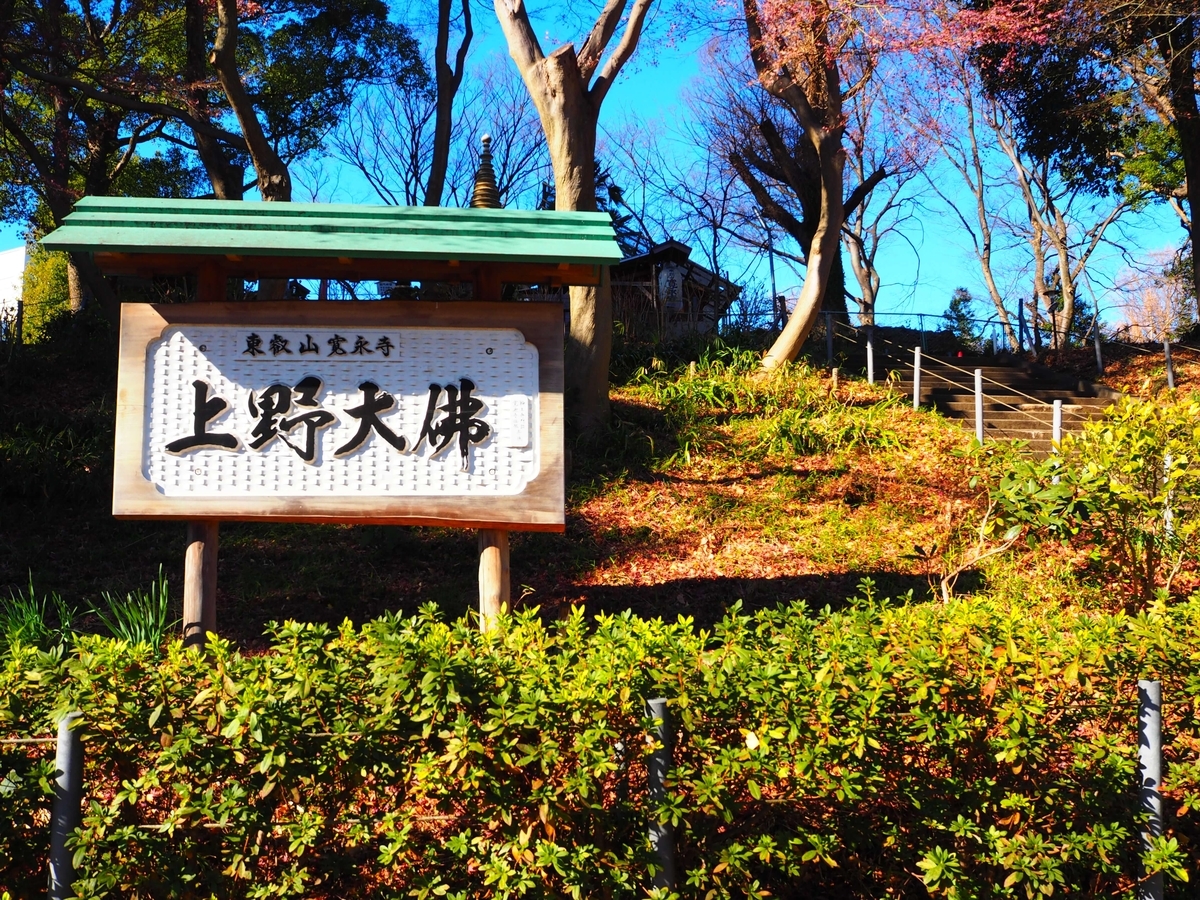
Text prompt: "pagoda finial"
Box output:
[[469, 134, 501, 209]]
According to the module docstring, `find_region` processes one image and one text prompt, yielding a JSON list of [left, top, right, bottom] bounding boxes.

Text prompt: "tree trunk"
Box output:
[[186, 0, 244, 199], [762, 140, 845, 369], [212, 0, 291, 203], [66, 256, 86, 313], [1158, 21, 1200, 302], [425, 0, 471, 207], [67, 253, 118, 321], [513, 42, 609, 431], [494, 0, 654, 433]]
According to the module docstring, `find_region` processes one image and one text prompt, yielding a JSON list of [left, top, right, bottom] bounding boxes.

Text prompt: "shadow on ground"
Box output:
[[544, 571, 940, 628]]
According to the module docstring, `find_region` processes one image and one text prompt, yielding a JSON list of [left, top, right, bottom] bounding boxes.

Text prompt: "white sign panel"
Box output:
[[114, 302, 565, 530], [147, 326, 537, 496]]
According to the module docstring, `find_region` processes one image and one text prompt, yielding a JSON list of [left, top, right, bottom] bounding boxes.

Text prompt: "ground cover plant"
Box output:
[[1, 598, 1198, 897], [0, 314, 984, 642]]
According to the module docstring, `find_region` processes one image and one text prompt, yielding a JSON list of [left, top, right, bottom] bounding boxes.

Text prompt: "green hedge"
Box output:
[[2, 598, 1199, 899]]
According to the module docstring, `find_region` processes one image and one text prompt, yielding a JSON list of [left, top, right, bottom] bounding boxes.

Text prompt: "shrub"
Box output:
[[991, 395, 1200, 606], [20, 246, 69, 343], [2, 599, 1198, 898]]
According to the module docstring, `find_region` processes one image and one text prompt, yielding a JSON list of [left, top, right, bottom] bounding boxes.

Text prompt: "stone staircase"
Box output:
[[889, 355, 1122, 454]]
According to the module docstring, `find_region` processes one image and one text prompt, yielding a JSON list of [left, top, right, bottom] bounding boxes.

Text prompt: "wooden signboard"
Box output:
[[114, 301, 565, 531]]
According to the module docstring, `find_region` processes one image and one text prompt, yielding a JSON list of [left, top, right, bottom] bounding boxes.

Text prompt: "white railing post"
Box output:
[[974, 368, 984, 443], [866, 325, 875, 385], [1164, 340, 1176, 390], [1052, 400, 1062, 484], [1093, 328, 1104, 375], [912, 347, 922, 410]]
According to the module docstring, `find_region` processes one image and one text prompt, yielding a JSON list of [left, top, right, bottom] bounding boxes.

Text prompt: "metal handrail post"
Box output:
[[974, 368, 984, 443], [912, 347, 922, 410], [646, 698, 675, 891], [1052, 400, 1062, 484], [866, 325, 875, 385], [49, 712, 83, 900], [1138, 680, 1163, 900]]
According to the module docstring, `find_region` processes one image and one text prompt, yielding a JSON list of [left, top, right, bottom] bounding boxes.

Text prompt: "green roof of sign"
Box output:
[[41, 197, 623, 265]]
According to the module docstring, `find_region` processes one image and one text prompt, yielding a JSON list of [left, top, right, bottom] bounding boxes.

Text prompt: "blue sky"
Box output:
[[1, 15, 1181, 328]]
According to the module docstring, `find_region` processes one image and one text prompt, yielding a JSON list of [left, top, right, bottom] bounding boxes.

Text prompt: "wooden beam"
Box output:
[[196, 261, 227, 303], [94, 253, 602, 286], [477, 529, 510, 631], [182, 521, 218, 647]]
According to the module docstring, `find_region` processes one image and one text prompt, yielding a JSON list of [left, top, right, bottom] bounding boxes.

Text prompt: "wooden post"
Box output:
[[477, 529, 510, 631], [183, 262, 225, 648], [183, 521, 218, 647]]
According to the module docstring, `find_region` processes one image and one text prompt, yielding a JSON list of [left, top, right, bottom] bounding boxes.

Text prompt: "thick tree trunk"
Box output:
[[494, 0, 653, 433], [762, 140, 845, 369], [513, 42, 610, 431], [67, 253, 118, 321], [67, 257, 86, 313]]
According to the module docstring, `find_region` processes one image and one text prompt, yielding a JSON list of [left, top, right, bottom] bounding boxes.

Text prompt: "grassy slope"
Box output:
[[1048, 341, 1200, 398], [1, 318, 1104, 647]]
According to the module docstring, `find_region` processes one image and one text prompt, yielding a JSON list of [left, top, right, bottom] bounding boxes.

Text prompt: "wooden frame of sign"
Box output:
[[114, 301, 565, 532]]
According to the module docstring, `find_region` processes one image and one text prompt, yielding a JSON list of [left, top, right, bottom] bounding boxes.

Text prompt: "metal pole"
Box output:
[[756, 210, 779, 332], [825, 311, 834, 367], [1052, 400, 1062, 485], [912, 347, 922, 410], [918, 314, 927, 352], [866, 325, 875, 385], [1164, 341, 1175, 390], [1093, 327, 1104, 375], [646, 698, 675, 891], [974, 368, 984, 443], [1164, 454, 1174, 539], [49, 712, 83, 900], [1018, 303, 1026, 352], [1137, 680, 1163, 900]]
